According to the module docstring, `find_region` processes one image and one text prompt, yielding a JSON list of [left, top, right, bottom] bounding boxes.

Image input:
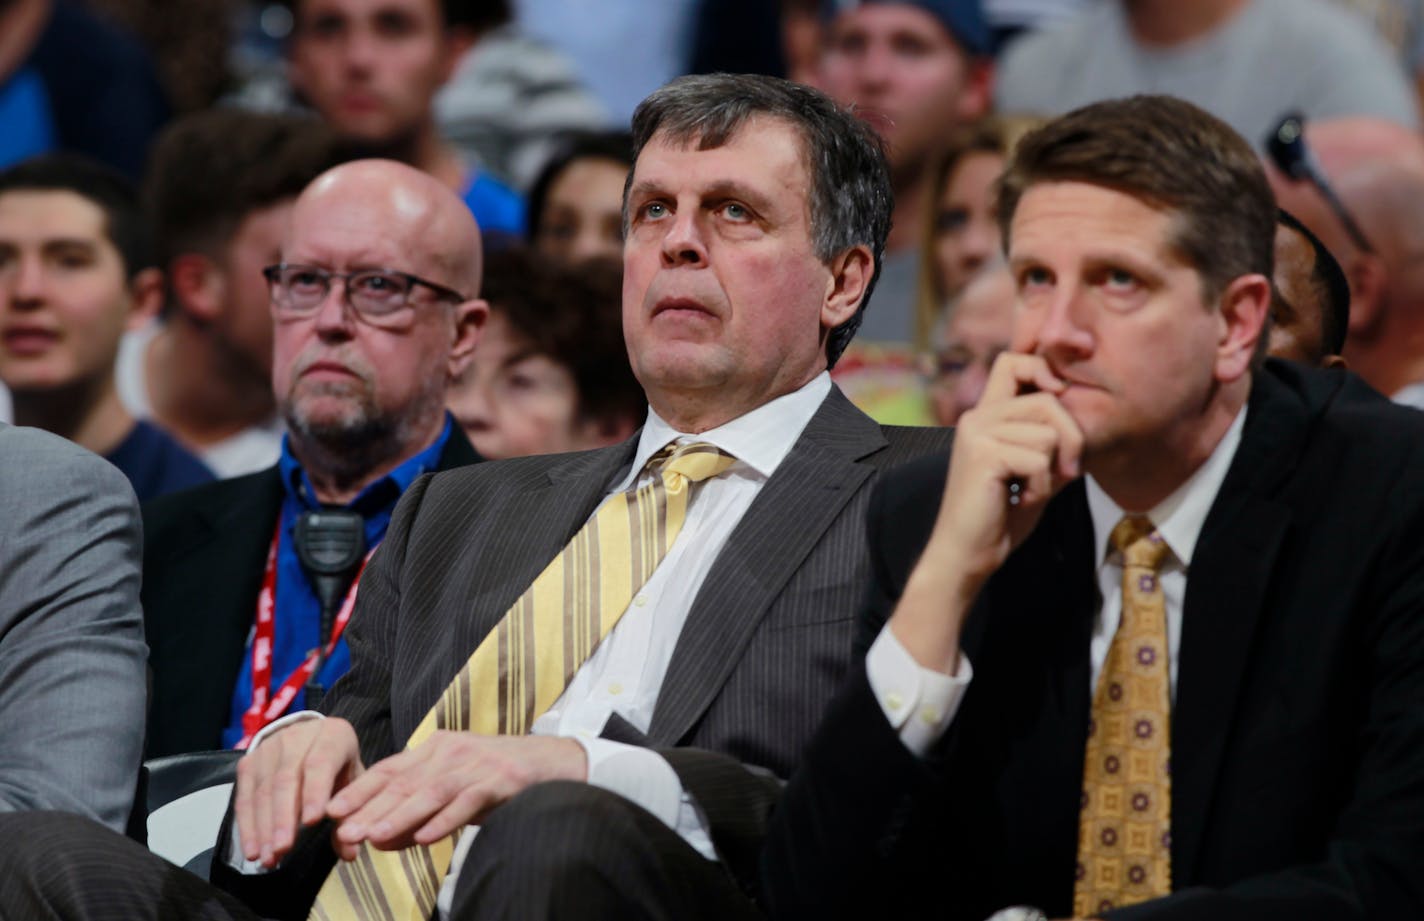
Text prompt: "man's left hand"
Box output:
[[324, 732, 587, 857]]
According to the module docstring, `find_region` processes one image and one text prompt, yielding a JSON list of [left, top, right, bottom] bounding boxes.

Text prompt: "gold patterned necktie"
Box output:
[[1073, 515, 1173, 917], [309, 441, 736, 921]]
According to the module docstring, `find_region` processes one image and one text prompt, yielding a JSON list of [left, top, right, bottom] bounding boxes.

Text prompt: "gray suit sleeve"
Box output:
[[0, 426, 146, 833]]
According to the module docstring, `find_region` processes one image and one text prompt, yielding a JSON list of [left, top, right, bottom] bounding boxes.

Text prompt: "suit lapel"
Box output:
[[1170, 372, 1305, 883], [647, 388, 888, 744]]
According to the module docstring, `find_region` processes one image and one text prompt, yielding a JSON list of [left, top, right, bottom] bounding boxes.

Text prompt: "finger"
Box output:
[[996, 442, 1055, 507], [413, 786, 491, 845], [330, 828, 362, 862], [362, 785, 454, 849], [234, 754, 260, 861], [333, 778, 420, 845], [979, 353, 1066, 406], [262, 745, 304, 863], [983, 420, 1061, 455]]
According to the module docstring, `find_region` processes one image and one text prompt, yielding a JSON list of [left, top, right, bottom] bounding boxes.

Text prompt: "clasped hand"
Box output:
[[235, 718, 588, 867]]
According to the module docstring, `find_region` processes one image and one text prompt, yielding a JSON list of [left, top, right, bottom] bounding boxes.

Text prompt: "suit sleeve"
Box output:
[[0, 434, 146, 834]]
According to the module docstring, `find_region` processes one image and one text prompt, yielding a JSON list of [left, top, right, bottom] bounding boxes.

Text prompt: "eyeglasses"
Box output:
[[1266, 112, 1376, 254], [263, 263, 468, 328]]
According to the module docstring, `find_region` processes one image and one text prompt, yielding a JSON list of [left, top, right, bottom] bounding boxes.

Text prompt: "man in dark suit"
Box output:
[[761, 96, 1424, 920], [0, 74, 950, 920], [142, 157, 485, 757]]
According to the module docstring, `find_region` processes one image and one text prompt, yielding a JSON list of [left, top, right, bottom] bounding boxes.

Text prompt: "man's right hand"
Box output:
[[890, 353, 1084, 673], [234, 717, 364, 868]]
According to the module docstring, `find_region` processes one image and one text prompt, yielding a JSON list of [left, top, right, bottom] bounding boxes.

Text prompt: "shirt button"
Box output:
[[884, 691, 904, 712], [919, 706, 941, 725], [608, 682, 624, 696], [633, 595, 648, 607]]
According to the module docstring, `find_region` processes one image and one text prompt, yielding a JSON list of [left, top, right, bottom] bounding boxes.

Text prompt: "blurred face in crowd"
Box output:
[[271, 162, 483, 455], [215, 200, 293, 379], [447, 309, 604, 459], [819, 4, 988, 174], [622, 117, 868, 424], [288, 0, 461, 147], [928, 264, 1014, 426], [1007, 181, 1263, 463], [0, 190, 157, 393], [534, 157, 629, 264], [934, 150, 1004, 300]]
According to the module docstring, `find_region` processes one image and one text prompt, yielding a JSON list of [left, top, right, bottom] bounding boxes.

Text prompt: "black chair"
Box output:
[[134, 750, 243, 878]]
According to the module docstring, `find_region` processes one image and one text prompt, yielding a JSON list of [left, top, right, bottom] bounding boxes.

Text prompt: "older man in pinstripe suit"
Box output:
[[0, 74, 952, 921]]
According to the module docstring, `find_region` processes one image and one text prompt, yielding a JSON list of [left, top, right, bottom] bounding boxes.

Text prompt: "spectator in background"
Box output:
[[913, 115, 1037, 351], [287, 0, 525, 236], [140, 159, 484, 759], [818, 0, 993, 345], [0, 422, 146, 835], [0, 155, 213, 501], [1270, 209, 1350, 368], [0, 0, 170, 179], [1270, 117, 1424, 404], [525, 131, 632, 264], [996, 0, 1419, 150], [434, 1, 609, 190], [131, 109, 345, 479], [925, 261, 1013, 426], [448, 249, 642, 458]]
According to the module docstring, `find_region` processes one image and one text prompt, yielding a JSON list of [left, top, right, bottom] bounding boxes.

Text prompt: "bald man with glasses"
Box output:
[[141, 159, 486, 759]]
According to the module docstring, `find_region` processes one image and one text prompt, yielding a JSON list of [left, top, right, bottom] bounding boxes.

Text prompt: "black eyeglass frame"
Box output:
[[262, 263, 469, 324]]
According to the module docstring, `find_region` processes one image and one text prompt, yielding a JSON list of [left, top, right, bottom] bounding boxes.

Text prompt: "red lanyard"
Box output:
[[236, 522, 374, 749]]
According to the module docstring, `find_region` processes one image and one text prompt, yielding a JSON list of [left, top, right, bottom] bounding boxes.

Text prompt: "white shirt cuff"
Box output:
[[575, 735, 717, 860], [225, 710, 325, 874], [865, 626, 972, 757]]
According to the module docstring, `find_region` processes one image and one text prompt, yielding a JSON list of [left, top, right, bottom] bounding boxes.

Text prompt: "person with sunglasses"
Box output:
[[139, 158, 485, 760]]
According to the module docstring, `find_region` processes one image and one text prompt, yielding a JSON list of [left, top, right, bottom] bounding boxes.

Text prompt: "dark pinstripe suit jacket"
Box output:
[[213, 387, 951, 916]]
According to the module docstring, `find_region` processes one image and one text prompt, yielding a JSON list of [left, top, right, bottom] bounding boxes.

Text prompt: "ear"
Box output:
[[1344, 253, 1388, 337], [439, 25, 476, 84], [447, 297, 488, 379], [167, 253, 225, 323], [1215, 273, 1271, 383], [957, 58, 995, 123], [822, 244, 875, 333], [1321, 353, 1348, 370], [124, 267, 166, 331]]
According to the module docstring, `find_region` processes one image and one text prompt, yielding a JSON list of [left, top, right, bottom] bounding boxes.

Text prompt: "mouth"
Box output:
[[0, 326, 59, 356], [651, 296, 716, 321], [299, 359, 361, 382]]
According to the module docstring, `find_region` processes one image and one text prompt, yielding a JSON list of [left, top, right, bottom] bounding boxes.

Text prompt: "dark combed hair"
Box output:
[[0, 153, 154, 279], [628, 72, 893, 368], [526, 130, 634, 245], [144, 109, 345, 265], [481, 248, 646, 426], [997, 94, 1276, 303], [1277, 207, 1351, 356]]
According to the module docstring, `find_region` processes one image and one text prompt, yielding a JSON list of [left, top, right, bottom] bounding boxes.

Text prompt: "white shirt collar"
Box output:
[[1085, 407, 1247, 571], [615, 372, 833, 490]]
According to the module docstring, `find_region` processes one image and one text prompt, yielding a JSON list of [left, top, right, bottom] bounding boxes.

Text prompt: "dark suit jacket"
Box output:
[[211, 387, 951, 918], [762, 362, 1424, 921], [141, 429, 480, 759]]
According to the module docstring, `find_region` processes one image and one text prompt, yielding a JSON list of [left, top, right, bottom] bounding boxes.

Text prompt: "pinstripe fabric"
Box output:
[[211, 388, 954, 913], [309, 444, 734, 921]]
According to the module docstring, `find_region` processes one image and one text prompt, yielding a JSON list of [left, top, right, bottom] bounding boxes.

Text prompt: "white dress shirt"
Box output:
[[234, 373, 835, 917], [870, 408, 1246, 755]]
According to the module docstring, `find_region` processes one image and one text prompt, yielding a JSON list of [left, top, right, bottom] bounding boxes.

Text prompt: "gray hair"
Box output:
[[628, 73, 893, 367]]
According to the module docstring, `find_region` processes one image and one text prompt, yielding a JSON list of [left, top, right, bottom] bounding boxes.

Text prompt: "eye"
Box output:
[[642, 201, 669, 221], [1019, 266, 1052, 290], [1103, 267, 1140, 293], [721, 202, 751, 222], [286, 267, 326, 291], [935, 208, 969, 235]]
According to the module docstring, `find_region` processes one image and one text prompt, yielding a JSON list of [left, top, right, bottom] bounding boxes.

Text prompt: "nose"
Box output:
[[340, 27, 379, 74], [449, 369, 494, 433], [856, 41, 894, 93], [659, 207, 707, 268], [311, 280, 357, 340], [955, 361, 991, 419], [960, 218, 995, 275], [1024, 283, 1094, 361], [3, 254, 46, 309]]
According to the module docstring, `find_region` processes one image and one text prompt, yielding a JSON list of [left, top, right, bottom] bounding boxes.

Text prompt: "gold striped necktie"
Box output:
[[309, 441, 736, 921], [1073, 515, 1173, 917]]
